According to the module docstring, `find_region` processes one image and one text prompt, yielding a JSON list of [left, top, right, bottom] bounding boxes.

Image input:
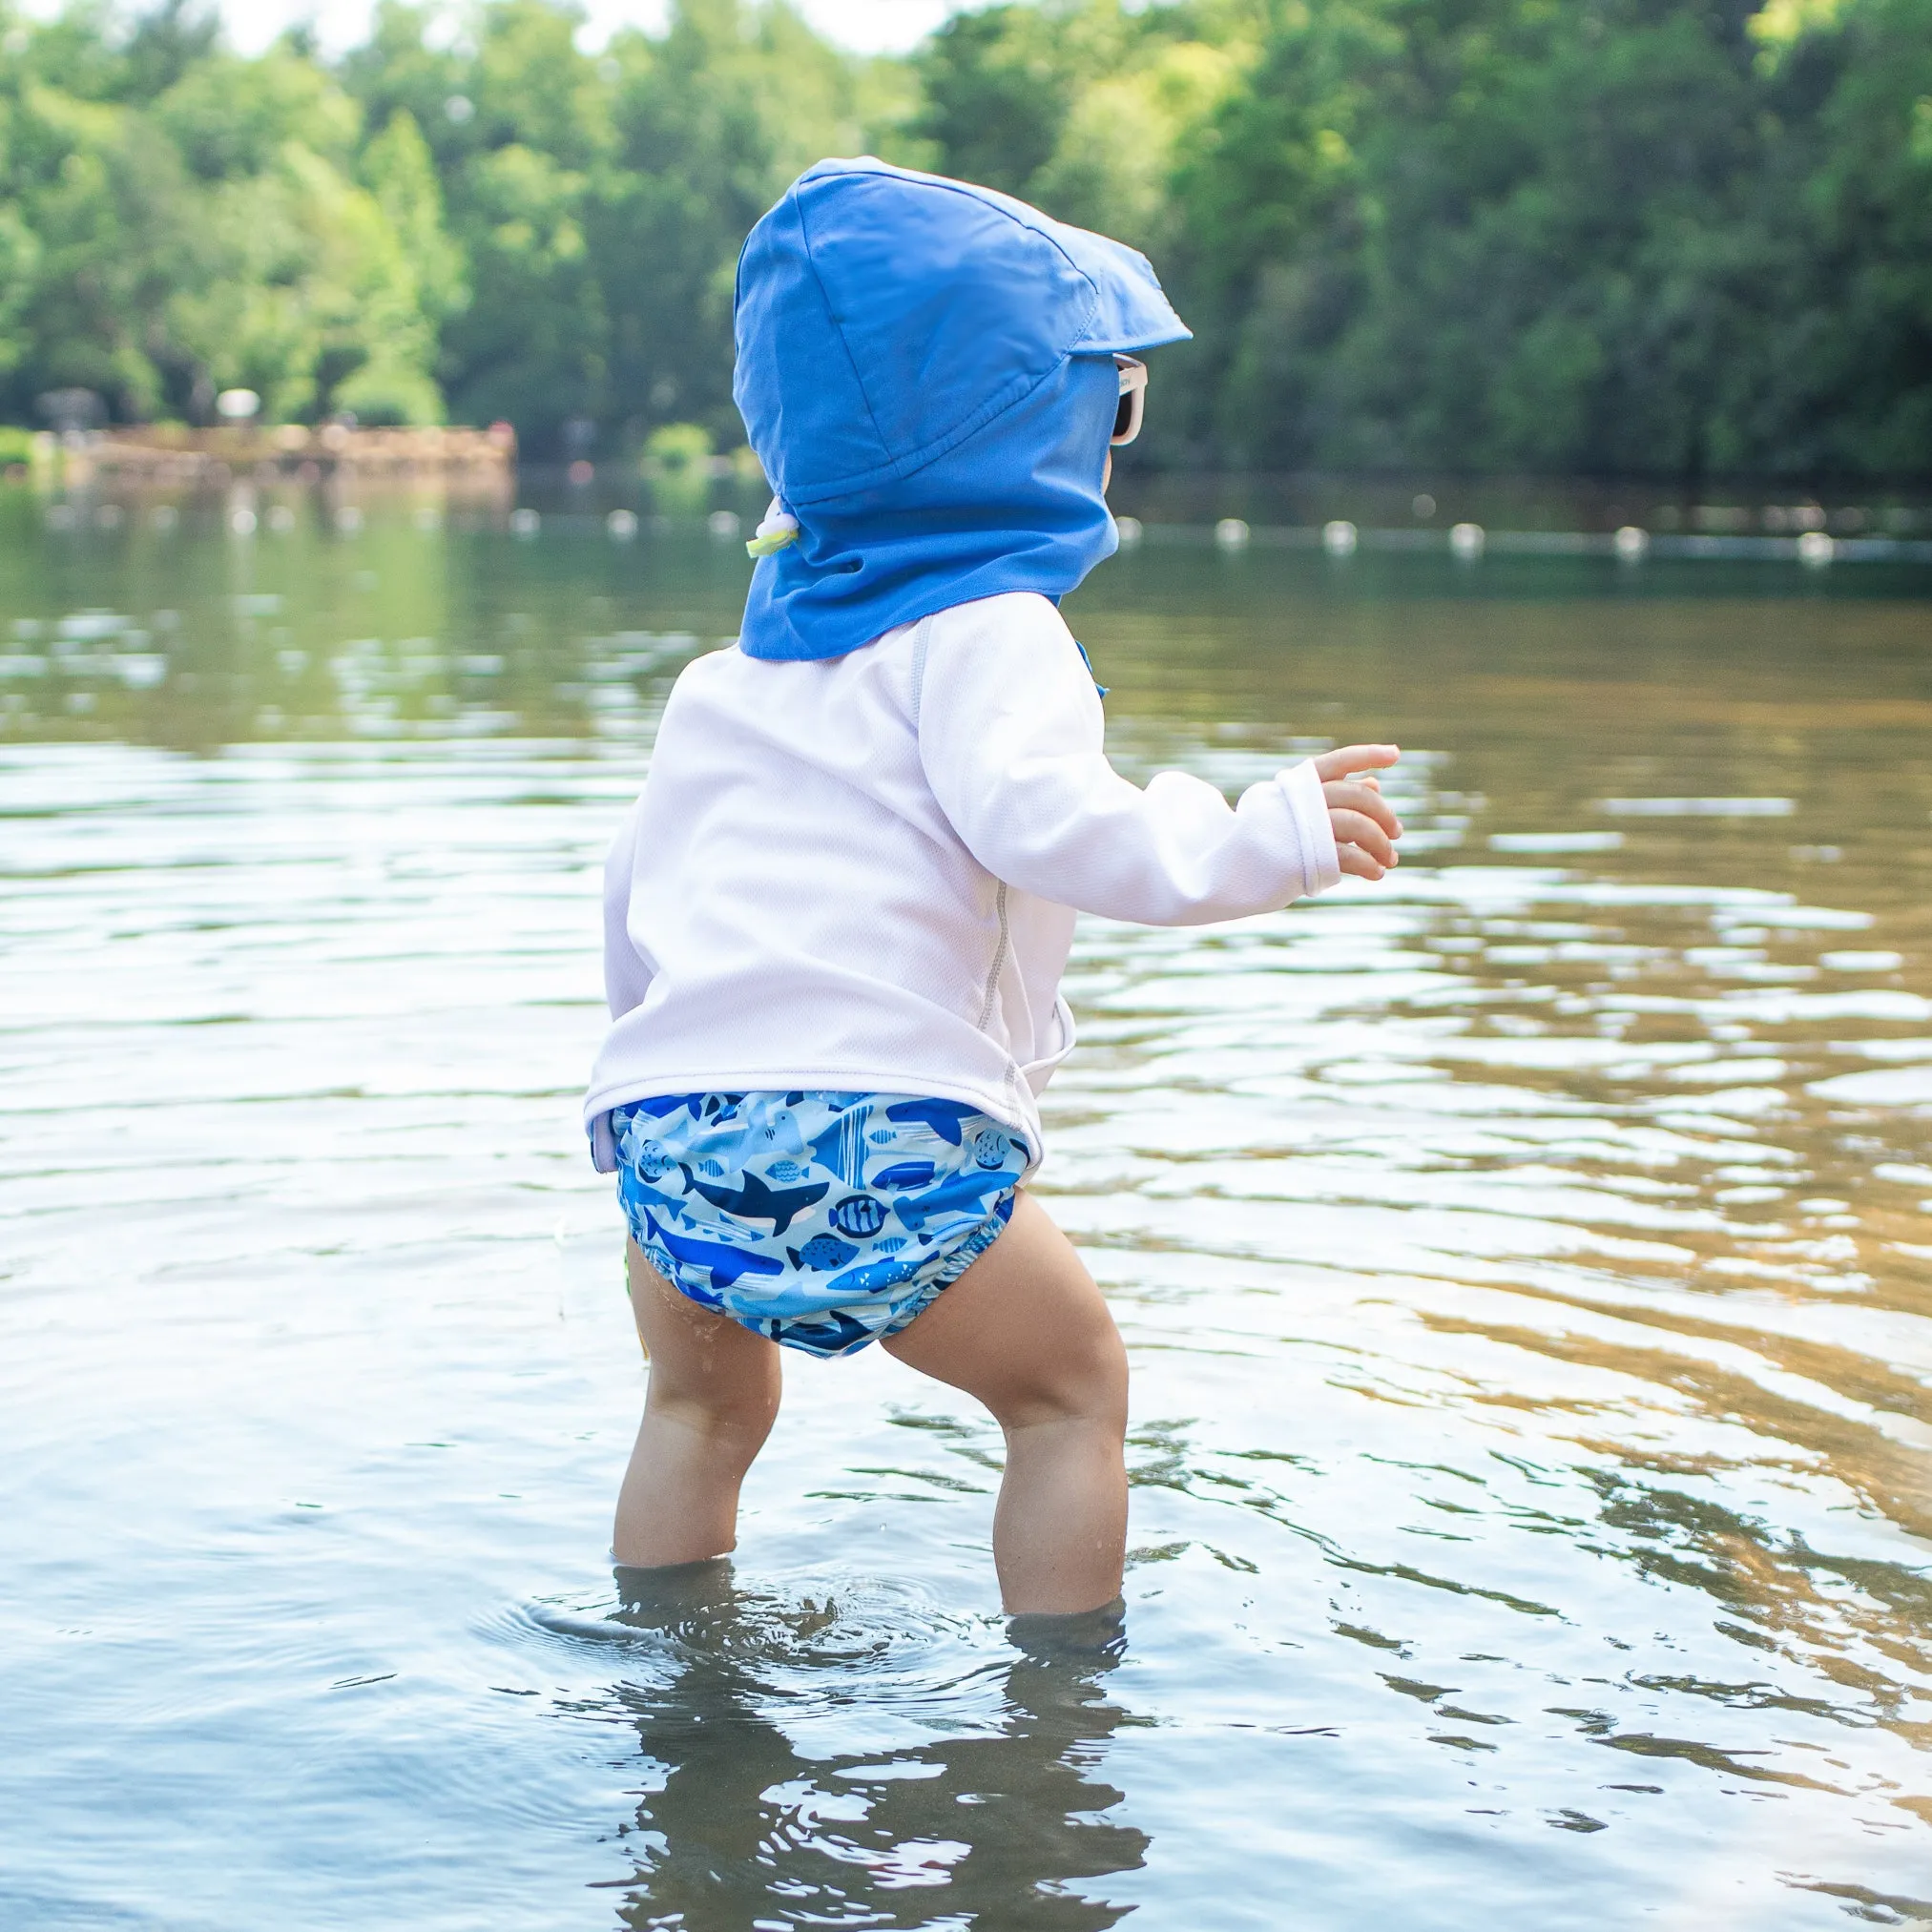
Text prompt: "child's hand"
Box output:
[[1314, 744, 1402, 881]]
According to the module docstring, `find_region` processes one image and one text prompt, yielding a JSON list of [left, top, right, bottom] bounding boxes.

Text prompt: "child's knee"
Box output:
[[647, 1370, 780, 1446], [1005, 1323, 1128, 1436]]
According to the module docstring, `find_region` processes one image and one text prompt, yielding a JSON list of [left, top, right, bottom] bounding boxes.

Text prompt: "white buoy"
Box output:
[[509, 507, 540, 536], [707, 509, 742, 540], [1113, 515, 1142, 548], [413, 507, 442, 533], [267, 505, 297, 533], [1449, 521, 1485, 560], [1797, 530, 1834, 567], [1215, 517, 1250, 551], [1322, 519, 1358, 557], [1613, 525, 1649, 561], [607, 509, 638, 539], [228, 507, 257, 536], [216, 388, 260, 422], [335, 505, 364, 534]]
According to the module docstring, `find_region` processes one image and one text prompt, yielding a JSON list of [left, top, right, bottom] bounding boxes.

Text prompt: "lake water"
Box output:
[[3, 488, 1929, 1929]]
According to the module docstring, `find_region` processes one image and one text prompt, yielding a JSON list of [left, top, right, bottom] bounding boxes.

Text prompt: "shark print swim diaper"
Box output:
[[610, 1091, 1032, 1359]]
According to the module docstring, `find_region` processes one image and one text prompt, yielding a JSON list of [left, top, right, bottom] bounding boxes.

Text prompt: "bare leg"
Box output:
[[613, 1240, 782, 1568], [883, 1193, 1128, 1615]]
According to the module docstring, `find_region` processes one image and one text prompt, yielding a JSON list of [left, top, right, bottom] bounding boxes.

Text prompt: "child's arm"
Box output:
[[917, 596, 1400, 924], [602, 801, 656, 1018]]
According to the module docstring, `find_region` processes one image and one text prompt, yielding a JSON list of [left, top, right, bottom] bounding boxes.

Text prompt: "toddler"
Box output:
[[586, 158, 1402, 1618]]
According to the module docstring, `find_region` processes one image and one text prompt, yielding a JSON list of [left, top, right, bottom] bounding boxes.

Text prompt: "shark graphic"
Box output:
[[773, 1307, 876, 1356], [640, 1206, 785, 1292], [883, 1098, 981, 1145], [890, 1166, 1010, 1237], [678, 1164, 828, 1236]]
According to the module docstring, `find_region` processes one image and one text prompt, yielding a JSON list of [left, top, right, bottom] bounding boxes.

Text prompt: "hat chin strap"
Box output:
[[746, 497, 800, 558]]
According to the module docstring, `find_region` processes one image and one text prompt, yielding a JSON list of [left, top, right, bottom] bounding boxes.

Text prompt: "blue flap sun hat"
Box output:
[[732, 156, 1191, 663]]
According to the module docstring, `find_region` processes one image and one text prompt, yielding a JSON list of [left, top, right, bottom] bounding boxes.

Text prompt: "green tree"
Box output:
[[0, 7, 453, 426], [586, 0, 899, 449]]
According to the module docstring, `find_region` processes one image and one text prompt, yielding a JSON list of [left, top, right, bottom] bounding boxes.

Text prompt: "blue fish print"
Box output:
[[892, 1166, 1010, 1236], [764, 1307, 874, 1355], [679, 1164, 828, 1236], [808, 1105, 873, 1188], [828, 1193, 888, 1238], [870, 1159, 937, 1191], [639, 1207, 784, 1292], [629, 1138, 677, 1182], [632, 1092, 697, 1120], [971, 1127, 1024, 1171], [825, 1253, 919, 1298], [883, 1098, 979, 1145], [751, 1108, 809, 1159], [609, 1091, 1031, 1362], [787, 1233, 860, 1272]]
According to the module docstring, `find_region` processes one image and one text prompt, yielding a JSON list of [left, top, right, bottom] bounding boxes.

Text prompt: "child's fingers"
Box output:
[[1313, 743, 1400, 783], [1324, 779, 1402, 840], [1329, 809, 1398, 865], [1336, 842, 1387, 882]]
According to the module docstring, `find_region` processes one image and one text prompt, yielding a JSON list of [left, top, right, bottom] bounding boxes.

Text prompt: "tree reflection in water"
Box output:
[[590, 1562, 1146, 1930]]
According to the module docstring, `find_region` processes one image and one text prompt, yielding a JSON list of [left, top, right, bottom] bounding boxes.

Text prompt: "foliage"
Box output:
[[641, 419, 715, 511], [0, 0, 1927, 476]]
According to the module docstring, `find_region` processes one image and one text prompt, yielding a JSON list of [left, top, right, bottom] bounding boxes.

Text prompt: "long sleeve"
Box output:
[[915, 595, 1340, 924], [602, 801, 656, 1020]]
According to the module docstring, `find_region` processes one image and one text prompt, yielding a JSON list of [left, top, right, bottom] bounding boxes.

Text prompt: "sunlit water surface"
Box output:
[[4, 493, 1930, 1929]]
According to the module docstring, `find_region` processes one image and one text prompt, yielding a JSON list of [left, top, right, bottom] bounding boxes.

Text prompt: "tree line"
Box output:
[[4, 0, 1928, 479]]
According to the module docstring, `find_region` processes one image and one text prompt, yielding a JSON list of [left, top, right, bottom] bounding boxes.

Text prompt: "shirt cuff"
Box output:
[[1279, 758, 1342, 898]]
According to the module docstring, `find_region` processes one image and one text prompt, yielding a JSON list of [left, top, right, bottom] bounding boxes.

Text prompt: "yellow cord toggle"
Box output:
[[746, 496, 800, 558]]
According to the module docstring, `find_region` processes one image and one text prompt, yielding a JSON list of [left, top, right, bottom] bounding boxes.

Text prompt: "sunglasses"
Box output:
[[1112, 355, 1148, 447]]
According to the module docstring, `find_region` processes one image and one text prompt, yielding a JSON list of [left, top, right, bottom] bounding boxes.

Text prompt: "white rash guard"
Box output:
[[586, 591, 1340, 1170]]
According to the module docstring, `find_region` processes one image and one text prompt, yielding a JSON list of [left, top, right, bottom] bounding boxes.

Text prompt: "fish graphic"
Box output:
[[828, 1194, 888, 1238], [778, 1307, 874, 1355], [638, 1207, 784, 1291], [872, 1236, 907, 1254], [971, 1127, 1023, 1170], [629, 1138, 677, 1182], [869, 1159, 938, 1191], [883, 1098, 979, 1145], [752, 1108, 809, 1159], [808, 1105, 874, 1188], [787, 1233, 860, 1272], [679, 1164, 828, 1236], [825, 1253, 919, 1298], [891, 1167, 1010, 1236], [630, 1092, 697, 1120], [765, 1158, 806, 1184]]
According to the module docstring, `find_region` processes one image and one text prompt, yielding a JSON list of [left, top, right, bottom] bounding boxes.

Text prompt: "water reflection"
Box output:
[[538, 1567, 1142, 1929]]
